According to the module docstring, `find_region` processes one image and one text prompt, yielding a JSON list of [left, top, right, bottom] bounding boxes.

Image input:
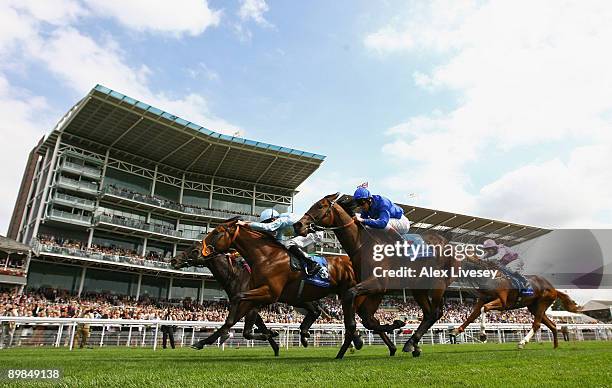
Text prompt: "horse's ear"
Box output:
[[324, 192, 341, 200]]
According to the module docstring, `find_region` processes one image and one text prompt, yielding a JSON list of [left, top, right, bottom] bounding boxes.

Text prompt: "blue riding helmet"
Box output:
[[354, 187, 371, 201], [260, 208, 280, 223]]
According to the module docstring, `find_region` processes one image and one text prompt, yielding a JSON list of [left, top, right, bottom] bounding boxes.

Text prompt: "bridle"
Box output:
[[304, 193, 355, 232], [201, 223, 241, 258]]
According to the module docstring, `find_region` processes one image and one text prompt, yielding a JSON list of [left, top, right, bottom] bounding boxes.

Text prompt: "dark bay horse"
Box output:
[[172, 246, 329, 351], [193, 218, 403, 358], [171, 250, 281, 355], [452, 256, 580, 349], [294, 193, 459, 358]]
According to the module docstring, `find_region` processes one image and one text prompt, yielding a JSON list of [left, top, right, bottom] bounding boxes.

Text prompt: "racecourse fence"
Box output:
[[1, 317, 610, 350]]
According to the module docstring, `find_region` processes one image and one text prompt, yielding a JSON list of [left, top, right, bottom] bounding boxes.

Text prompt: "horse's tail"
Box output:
[[556, 290, 580, 313]]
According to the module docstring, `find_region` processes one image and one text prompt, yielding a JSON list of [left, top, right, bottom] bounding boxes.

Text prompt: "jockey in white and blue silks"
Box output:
[[238, 209, 324, 275], [353, 187, 411, 239]]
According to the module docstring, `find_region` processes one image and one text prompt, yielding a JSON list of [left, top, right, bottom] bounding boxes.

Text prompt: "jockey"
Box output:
[[482, 239, 533, 295], [353, 187, 411, 239], [238, 209, 323, 275]]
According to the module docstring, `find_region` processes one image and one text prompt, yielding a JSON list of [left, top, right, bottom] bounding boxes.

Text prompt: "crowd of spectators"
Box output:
[[1, 289, 539, 325], [36, 234, 180, 271], [106, 184, 256, 218]]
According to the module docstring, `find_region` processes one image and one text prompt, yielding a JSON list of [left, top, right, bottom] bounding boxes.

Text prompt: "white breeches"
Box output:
[[282, 231, 324, 249], [386, 215, 411, 236]]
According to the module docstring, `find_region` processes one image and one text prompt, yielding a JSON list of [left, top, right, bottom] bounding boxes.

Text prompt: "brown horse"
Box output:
[[294, 193, 459, 358], [451, 256, 580, 349], [171, 250, 283, 355], [194, 218, 401, 358]]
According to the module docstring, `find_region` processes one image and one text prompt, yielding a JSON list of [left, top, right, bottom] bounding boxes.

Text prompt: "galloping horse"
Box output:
[[190, 218, 378, 358], [171, 250, 282, 355], [294, 193, 459, 358], [452, 256, 580, 349]]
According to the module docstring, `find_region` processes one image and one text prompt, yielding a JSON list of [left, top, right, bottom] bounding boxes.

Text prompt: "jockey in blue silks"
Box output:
[[238, 209, 323, 275], [353, 187, 411, 239]]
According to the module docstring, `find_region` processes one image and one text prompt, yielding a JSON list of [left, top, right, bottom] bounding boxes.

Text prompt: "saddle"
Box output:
[[498, 266, 534, 296]]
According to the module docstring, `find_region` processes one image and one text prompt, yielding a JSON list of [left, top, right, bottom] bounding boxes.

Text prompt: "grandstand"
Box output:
[[5, 85, 324, 301]]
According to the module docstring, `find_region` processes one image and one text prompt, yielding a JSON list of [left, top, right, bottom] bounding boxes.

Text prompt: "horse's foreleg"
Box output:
[[250, 312, 280, 356], [519, 301, 547, 349], [192, 300, 258, 350], [454, 299, 485, 335], [357, 295, 397, 356]]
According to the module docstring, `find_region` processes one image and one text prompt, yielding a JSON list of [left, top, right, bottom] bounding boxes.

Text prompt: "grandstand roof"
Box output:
[[0, 235, 31, 254], [42, 85, 325, 190], [401, 204, 551, 246]]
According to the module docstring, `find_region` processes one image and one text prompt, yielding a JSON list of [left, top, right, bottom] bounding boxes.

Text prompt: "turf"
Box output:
[[0, 342, 610, 387]]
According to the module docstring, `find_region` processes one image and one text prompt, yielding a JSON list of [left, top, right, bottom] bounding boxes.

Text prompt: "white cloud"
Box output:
[[83, 0, 220, 36], [368, 0, 612, 227], [238, 0, 273, 28], [0, 76, 55, 232], [0, 0, 238, 233]]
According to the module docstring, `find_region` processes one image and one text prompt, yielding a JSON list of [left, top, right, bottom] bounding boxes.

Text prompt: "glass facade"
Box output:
[[140, 275, 169, 300], [82, 268, 138, 296], [171, 278, 201, 300], [27, 262, 81, 293], [105, 167, 151, 194]]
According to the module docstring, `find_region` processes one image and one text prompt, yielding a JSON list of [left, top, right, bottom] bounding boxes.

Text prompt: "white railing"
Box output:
[[0, 317, 609, 351]]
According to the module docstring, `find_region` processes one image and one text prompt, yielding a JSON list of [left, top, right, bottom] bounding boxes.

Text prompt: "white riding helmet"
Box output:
[[260, 208, 280, 223]]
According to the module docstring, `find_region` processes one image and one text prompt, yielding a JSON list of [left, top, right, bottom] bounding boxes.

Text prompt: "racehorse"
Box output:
[[451, 256, 580, 349], [171, 250, 282, 356], [188, 217, 402, 358], [294, 193, 459, 358]]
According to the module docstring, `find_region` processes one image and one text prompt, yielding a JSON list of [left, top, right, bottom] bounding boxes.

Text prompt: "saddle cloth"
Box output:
[[302, 255, 331, 288]]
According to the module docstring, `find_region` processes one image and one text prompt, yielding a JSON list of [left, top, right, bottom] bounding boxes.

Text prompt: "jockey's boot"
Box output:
[[288, 245, 321, 275]]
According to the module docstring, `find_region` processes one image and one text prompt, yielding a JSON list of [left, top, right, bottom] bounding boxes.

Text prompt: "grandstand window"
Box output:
[[27, 262, 81, 293], [182, 189, 209, 208], [82, 268, 139, 296], [140, 275, 170, 300], [171, 278, 201, 300], [104, 167, 151, 195], [154, 181, 179, 202], [212, 194, 252, 215]]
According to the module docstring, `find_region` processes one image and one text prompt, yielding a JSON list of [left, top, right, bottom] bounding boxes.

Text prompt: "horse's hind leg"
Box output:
[[454, 299, 485, 335], [298, 302, 321, 348], [541, 314, 558, 349]]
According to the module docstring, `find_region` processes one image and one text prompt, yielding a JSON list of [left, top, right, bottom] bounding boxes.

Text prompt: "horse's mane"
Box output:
[[239, 224, 287, 250]]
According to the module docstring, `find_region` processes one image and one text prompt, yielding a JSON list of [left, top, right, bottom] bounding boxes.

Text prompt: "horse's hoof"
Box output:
[[190, 343, 203, 350], [353, 335, 364, 350], [517, 343, 525, 350], [479, 333, 487, 342], [412, 349, 421, 358], [300, 336, 309, 348], [402, 341, 414, 353], [270, 330, 279, 338], [335, 354, 344, 360], [389, 347, 397, 357]]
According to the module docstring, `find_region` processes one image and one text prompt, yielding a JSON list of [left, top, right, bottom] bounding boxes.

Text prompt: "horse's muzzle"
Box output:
[[293, 221, 308, 237]]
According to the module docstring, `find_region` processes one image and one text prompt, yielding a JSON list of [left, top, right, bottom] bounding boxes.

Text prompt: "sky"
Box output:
[[1, 1, 612, 301]]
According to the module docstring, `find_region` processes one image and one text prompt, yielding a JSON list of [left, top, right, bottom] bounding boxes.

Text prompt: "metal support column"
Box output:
[[23, 148, 49, 243], [151, 164, 158, 196], [31, 135, 62, 241], [77, 266, 87, 297]]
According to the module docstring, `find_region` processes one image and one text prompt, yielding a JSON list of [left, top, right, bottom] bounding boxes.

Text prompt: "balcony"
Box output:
[[47, 208, 92, 226], [93, 214, 195, 241], [32, 241, 210, 276], [101, 185, 259, 222], [61, 161, 102, 180], [57, 176, 99, 195], [52, 193, 96, 211]]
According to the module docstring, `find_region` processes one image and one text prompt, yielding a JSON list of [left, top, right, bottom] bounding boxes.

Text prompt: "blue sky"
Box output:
[[2, 0, 612, 233]]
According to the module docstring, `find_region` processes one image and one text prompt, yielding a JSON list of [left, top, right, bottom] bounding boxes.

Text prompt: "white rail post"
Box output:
[[127, 326, 132, 347], [153, 322, 159, 351], [99, 325, 106, 347], [69, 322, 76, 351]]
